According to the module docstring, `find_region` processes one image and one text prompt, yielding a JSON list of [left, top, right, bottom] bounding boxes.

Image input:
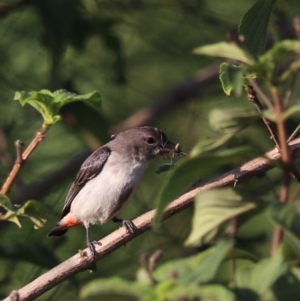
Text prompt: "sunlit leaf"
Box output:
[[219, 63, 244, 96], [185, 188, 257, 247], [247, 40, 300, 83], [14, 89, 101, 125], [193, 42, 254, 64], [16, 200, 47, 229], [239, 0, 278, 57], [0, 194, 21, 227]]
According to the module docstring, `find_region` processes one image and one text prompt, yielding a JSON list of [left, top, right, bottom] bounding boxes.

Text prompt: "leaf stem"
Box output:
[[0, 123, 50, 195]]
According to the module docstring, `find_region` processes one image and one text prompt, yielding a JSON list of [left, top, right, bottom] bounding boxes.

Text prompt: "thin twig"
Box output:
[[246, 85, 280, 148], [0, 124, 50, 195], [4, 137, 300, 301], [15, 140, 24, 164], [288, 124, 300, 143]]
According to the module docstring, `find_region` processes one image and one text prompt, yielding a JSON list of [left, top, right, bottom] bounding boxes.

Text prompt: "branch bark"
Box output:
[[4, 137, 300, 301]]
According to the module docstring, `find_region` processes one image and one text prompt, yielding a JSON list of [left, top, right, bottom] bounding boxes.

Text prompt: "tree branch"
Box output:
[[0, 125, 49, 195], [4, 137, 300, 301]]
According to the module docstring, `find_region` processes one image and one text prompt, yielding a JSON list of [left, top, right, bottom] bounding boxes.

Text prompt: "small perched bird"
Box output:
[[48, 126, 180, 255]]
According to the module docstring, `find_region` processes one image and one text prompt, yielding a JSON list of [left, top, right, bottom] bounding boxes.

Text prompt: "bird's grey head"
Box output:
[[110, 126, 179, 161]]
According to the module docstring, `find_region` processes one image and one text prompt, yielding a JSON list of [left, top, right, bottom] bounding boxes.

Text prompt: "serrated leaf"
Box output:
[[193, 42, 254, 64], [219, 63, 244, 96], [269, 202, 300, 241], [0, 194, 21, 227], [16, 200, 47, 229], [185, 188, 257, 247], [14, 89, 101, 125], [153, 147, 256, 227], [80, 277, 151, 299], [238, 0, 278, 57]]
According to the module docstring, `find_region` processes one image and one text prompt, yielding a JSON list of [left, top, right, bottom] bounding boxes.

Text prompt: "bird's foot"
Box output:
[[87, 240, 102, 256], [122, 219, 138, 234]]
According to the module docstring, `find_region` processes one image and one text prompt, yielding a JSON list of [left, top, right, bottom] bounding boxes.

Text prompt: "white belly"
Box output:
[[70, 154, 148, 225]]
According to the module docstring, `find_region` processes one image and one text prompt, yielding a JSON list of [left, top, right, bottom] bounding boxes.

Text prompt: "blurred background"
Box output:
[[0, 0, 300, 300]]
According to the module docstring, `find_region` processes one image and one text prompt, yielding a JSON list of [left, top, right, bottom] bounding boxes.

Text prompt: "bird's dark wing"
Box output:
[[60, 146, 111, 218]]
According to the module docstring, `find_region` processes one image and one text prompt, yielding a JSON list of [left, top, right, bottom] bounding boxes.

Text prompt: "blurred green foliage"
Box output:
[[1, 0, 300, 300]]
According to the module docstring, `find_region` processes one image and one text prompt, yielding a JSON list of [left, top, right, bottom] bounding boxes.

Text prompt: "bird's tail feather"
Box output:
[[48, 225, 68, 237], [48, 212, 83, 237]]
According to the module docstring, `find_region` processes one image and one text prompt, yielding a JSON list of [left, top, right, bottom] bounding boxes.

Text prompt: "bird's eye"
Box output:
[[147, 137, 155, 144]]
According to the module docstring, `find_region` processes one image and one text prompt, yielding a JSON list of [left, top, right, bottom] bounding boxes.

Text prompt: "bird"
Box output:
[[48, 126, 180, 255]]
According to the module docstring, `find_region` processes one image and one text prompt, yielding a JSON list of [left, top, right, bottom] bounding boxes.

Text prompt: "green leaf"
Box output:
[[167, 284, 236, 301], [235, 248, 287, 299], [280, 59, 300, 81], [270, 268, 300, 301], [247, 40, 300, 84], [209, 107, 259, 133], [238, 0, 278, 58], [16, 200, 47, 229], [80, 277, 151, 299], [154, 252, 213, 283], [269, 202, 300, 241], [185, 189, 257, 247], [219, 63, 244, 96], [0, 194, 21, 227], [153, 147, 255, 227], [189, 131, 237, 157], [14, 89, 101, 125], [193, 42, 254, 64], [182, 239, 234, 284]]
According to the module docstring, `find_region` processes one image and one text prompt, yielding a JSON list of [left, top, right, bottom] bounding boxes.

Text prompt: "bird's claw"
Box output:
[[87, 240, 102, 256], [122, 219, 138, 234]]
